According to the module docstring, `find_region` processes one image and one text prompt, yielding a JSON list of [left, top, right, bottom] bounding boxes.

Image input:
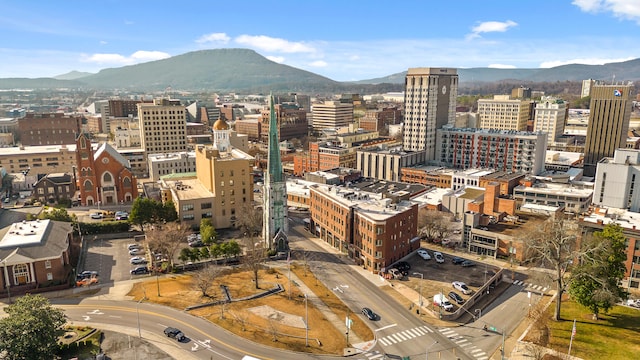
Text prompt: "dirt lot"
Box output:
[[127, 264, 372, 355]]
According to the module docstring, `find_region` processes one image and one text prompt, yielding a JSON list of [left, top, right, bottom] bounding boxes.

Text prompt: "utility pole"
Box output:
[[304, 294, 309, 347], [413, 272, 424, 307]]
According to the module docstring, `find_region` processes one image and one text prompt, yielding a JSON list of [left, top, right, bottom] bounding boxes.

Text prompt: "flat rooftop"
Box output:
[[0, 219, 50, 248]]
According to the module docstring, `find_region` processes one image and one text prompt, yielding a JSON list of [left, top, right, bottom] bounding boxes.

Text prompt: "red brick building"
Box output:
[[260, 104, 308, 142], [18, 113, 82, 145], [74, 133, 138, 206], [359, 107, 401, 134]]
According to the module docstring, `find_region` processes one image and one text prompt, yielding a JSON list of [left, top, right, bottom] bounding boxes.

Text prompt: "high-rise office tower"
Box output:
[[583, 82, 635, 177], [137, 99, 187, 155], [402, 67, 458, 161]]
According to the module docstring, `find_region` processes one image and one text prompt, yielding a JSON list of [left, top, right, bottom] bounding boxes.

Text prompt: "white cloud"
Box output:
[[234, 35, 315, 53], [467, 20, 518, 40], [309, 60, 327, 68], [81, 50, 170, 65], [488, 64, 517, 69], [573, 0, 640, 23], [196, 32, 230, 44], [539, 56, 635, 68], [99, 40, 107, 45], [266, 56, 285, 63], [349, 55, 360, 61], [129, 51, 171, 61]]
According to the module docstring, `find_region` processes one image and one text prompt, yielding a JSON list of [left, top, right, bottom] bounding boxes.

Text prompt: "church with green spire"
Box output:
[[262, 94, 289, 252]]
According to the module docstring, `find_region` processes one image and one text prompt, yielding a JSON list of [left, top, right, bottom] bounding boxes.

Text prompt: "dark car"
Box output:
[[452, 257, 465, 265], [448, 291, 465, 304], [189, 240, 204, 247], [461, 260, 476, 267], [130, 266, 149, 275], [396, 261, 411, 271], [164, 327, 186, 341], [361, 307, 377, 320]]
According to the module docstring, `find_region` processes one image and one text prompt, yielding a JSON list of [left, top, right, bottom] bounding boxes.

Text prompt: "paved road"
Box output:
[[287, 220, 474, 360]]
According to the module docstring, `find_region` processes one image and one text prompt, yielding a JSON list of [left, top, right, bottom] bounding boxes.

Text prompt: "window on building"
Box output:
[[83, 180, 93, 191], [201, 203, 212, 209], [45, 260, 51, 269], [182, 204, 194, 211], [47, 273, 53, 281]]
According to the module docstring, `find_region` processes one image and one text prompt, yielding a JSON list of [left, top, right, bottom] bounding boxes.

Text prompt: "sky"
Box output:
[[1, 0, 640, 82]]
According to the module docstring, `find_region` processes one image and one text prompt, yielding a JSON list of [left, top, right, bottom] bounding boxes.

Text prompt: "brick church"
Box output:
[[75, 133, 138, 206]]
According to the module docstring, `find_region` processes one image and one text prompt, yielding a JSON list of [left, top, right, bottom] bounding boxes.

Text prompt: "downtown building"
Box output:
[[402, 67, 458, 161], [160, 118, 254, 230], [137, 99, 188, 155], [309, 184, 419, 273], [583, 82, 635, 176], [435, 127, 547, 175], [477, 95, 532, 132], [311, 101, 354, 131], [593, 148, 640, 212], [532, 97, 567, 146]]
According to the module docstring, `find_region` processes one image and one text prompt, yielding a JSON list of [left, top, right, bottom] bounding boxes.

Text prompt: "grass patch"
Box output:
[[545, 300, 640, 359], [128, 265, 366, 355], [57, 326, 102, 359]]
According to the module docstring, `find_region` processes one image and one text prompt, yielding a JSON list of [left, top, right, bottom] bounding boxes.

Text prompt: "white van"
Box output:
[[433, 293, 454, 312]]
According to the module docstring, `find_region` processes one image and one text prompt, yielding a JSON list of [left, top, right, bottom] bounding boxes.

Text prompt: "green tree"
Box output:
[[129, 197, 157, 231], [199, 219, 217, 245], [569, 223, 628, 319], [38, 207, 73, 222], [0, 294, 66, 360], [160, 200, 178, 222]]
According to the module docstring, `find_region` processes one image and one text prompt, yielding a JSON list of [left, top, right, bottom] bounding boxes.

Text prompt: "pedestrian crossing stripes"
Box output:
[[356, 350, 385, 360], [513, 280, 548, 292], [377, 325, 433, 346], [437, 328, 489, 360]]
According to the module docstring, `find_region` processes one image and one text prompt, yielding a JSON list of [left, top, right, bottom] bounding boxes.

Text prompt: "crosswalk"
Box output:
[[513, 279, 548, 293], [438, 328, 488, 360], [357, 350, 385, 360], [377, 325, 434, 346]]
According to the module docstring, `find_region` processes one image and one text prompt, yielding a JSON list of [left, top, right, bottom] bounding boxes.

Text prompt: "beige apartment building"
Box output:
[[477, 95, 531, 131], [137, 99, 188, 155], [533, 97, 567, 146], [311, 101, 354, 130], [0, 144, 77, 176], [161, 143, 254, 229]]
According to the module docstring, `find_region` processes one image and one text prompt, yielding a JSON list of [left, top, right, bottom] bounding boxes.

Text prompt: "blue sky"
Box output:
[[1, 0, 639, 82]]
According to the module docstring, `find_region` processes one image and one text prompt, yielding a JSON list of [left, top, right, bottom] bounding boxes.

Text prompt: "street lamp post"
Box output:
[[413, 272, 424, 307], [136, 296, 145, 338], [304, 294, 309, 347], [426, 340, 438, 360]]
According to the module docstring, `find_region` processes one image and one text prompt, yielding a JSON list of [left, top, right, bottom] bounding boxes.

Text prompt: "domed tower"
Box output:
[[212, 118, 231, 152]]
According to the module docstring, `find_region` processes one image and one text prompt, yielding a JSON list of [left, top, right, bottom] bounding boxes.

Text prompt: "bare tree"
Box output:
[[242, 237, 266, 289], [231, 310, 249, 331], [235, 202, 263, 237], [524, 217, 580, 321], [418, 209, 453, 243], [147, 222, 190, 271], [267, 318, 279, 342], [192, 265, 222, 298]]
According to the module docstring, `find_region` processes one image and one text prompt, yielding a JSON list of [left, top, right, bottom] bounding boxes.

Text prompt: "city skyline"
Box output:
[[1, 1, 640, 82]]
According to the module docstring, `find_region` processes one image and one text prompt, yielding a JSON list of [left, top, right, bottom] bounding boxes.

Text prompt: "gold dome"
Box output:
[[213, 118, 230, 130]]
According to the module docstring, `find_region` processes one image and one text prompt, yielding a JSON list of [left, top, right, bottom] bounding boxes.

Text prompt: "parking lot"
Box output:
[[387, 245, 499, 311], [79, 236, 153, 284]]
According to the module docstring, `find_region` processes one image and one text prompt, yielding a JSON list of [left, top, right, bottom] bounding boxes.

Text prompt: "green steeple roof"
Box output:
[[267, 94, 283, 183]]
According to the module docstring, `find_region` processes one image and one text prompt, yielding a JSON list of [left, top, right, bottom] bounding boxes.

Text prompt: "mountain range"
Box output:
[[1, 48, 640, 93]]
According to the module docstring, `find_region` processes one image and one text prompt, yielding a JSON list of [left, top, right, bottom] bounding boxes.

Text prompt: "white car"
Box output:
[[129, 248, 144, 256], [90, 212, 103, 219], [130, 256, 147, 265], [433, 251, 445, 263], [452, 281, 472, 295], [417, 249, 431, 260]]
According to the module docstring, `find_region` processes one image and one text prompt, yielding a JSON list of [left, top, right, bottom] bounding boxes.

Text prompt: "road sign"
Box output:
[[345, 317, 353, 329]]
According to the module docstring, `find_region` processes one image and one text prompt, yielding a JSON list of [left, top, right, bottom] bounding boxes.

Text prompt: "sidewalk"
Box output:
[[305, 235, 556, 360]]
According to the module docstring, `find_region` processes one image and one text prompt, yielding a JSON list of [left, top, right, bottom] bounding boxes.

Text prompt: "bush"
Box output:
[[78, 221, 130, 235]]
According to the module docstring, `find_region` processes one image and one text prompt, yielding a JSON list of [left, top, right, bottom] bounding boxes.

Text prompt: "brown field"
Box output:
[[128, 263, 373, 355]]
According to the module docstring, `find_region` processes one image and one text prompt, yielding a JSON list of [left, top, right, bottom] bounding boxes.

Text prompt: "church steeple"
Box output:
[[267, 96, 283, 183], [262, 94, 288, 252]]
